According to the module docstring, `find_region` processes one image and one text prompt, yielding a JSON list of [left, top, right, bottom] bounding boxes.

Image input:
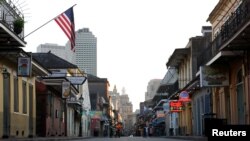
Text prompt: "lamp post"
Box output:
[[79, 94, 84, 137]]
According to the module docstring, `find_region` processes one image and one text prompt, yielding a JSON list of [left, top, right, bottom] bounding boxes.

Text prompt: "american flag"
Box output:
[[55, 7, 75, 52]]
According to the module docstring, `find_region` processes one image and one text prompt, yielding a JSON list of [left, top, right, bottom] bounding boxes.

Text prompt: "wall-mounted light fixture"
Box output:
[[79, 94, 84, 105], [1, 68, 10, 79]]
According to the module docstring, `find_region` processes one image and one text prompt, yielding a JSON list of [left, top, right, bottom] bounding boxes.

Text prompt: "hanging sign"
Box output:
[[200, 66, 229, 87], [62, 81, 71, 98], [17, 57, 31, 77], [179, 91, 191, 102]]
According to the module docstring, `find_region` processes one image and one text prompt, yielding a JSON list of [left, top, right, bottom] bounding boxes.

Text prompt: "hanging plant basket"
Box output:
[[13, 18, 24, 35]]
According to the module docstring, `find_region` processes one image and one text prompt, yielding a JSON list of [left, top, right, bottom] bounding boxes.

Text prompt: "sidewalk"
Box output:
[[1, 136, 91, 141]]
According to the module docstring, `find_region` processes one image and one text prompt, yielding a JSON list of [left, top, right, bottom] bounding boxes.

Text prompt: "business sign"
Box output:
[[200, 66, 229, 87], [163, 101, 170, 113], [66, 96, 82, 104], [169, 101, 183, 112], [67, 76, 87, 85], [179, 91, 191, 102], [156, 110, 165, 118], [62, 81, 71, 98], [17, 57, 31, 77]]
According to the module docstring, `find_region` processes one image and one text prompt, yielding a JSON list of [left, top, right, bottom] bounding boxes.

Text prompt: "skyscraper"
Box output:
[[72, 28, 97, 75]]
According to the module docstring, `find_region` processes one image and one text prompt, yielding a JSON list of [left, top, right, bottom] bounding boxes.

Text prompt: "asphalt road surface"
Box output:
[[72, 137, 191, 141]]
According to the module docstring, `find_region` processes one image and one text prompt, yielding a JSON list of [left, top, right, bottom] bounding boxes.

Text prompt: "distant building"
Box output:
[[69, 28, 97, 75], [145, 79, 162, 101], [38, 28, 97, 76], [110, 85, 120, 111], [87, 74, 109, 111], [87, 74, 110, 137], [109, 86, 133, 135], [119, 91, 133, 135], [36, 43, 74, 63], [127, 110, 139, 135]]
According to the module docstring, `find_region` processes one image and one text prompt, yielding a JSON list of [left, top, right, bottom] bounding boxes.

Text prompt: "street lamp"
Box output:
[[79, 94, 84, 105], [79, 94, 84, 137]]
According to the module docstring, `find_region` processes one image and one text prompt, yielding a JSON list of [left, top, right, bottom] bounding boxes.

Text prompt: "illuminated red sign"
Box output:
[[169, 101, 183, 112]]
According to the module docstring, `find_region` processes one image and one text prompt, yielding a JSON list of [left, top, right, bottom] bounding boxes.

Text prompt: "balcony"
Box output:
[[212, 0, 250, 52], [0, 0, 26, 47], [198, 0, 250, 66]]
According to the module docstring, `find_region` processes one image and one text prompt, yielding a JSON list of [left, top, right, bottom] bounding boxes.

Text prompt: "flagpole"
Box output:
[[24, 4, 77, 38]]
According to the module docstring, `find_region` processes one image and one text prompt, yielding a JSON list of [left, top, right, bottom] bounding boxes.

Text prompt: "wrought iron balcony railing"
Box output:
[[0, 0, 25, 39], [212, 0, 250, 54], [197, 0, 250, 67]]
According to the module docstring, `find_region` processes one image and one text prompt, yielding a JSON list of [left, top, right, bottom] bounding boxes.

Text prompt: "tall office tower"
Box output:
[[72, 28, 97, 75], [36, 43, 74, 63]]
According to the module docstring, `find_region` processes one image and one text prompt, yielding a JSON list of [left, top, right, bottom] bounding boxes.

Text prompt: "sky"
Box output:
[[18, 0, 219, 111]]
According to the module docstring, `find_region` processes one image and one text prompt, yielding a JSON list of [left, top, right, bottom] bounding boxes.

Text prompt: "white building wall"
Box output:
[[67, 107, 78, 136], [79, 80, 91, 111], [79, 80, 91, 137]]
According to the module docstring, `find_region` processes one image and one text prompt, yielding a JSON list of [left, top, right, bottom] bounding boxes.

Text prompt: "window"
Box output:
[[22, 81, 27, 114], [55, 110, 59, 118], [14, 77, 19, 112]]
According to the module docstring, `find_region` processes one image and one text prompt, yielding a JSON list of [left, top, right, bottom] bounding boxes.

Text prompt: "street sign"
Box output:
[[67, 76, 87, 85]]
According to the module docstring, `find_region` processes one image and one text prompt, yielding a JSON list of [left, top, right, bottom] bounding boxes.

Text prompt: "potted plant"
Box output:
[[13, 18, 24, 34]]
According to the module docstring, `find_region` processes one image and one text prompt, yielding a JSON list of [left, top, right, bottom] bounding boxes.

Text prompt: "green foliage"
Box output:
[[13, 18, 24, 28], [13, 18, 24, 34]]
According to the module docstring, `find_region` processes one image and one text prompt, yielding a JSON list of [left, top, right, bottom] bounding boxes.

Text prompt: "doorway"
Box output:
[[236, 69, 245, 124], [3, 72, 10, 138]]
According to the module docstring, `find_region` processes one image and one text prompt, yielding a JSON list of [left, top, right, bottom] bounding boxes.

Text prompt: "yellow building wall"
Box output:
[[211, 59, 248, 125], [178, 102, 192, 135], [229, 60, 245, 124], [0, 60, 36, 138], [209, 0, 247, 125]]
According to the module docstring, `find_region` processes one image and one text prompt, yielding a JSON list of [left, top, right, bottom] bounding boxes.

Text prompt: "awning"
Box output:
[[153, 99, 168, 111], [152, 117, 165, 126], [206, 51, 243, 66], [41, 77, 79, 95], [166, 48, 189, 68], [89, 111, 102, 119]]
